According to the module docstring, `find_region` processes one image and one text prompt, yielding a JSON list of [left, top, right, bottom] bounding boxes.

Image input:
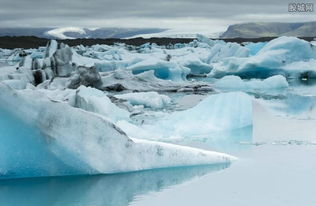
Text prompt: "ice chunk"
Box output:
[[215, 75, 247, 90], [67, 66, 103, 89], [75, 86, 130, 122], [101, 70, 213, 92], [176, 54, 213, 75], [244, 42, 267, 56], [121, 92, 253, 141], [196, 34, 215, 47], [207, 42, 249, 63], [128, 59, 190, 81], [210, 36, 316, 79], [44, 40, 58, 58], [0, 83, 235, 178], [157, 92, 253, 136], [115, 92, 171, 109], [53, 43, 74, 77], [215, 75, 289, 91]]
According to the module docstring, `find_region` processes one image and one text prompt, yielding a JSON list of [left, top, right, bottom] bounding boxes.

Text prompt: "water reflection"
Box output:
[[0, 164, 229, 206]]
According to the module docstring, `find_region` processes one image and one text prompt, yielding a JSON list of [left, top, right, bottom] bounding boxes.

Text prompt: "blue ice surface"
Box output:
[[132, 65, 187, 81], [245, 42, 268, 56], [0, 106, 94, 179]]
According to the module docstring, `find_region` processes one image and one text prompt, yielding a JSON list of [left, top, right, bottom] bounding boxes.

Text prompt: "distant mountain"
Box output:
[[0, 27, 166, 39], [220, 22, 316, 38]]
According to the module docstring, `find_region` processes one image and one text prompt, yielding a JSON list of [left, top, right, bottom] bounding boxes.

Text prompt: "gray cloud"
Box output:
[[0, 0, 316, 33]]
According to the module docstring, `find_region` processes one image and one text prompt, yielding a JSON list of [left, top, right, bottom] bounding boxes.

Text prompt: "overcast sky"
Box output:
[[1, 0, 316, 34]]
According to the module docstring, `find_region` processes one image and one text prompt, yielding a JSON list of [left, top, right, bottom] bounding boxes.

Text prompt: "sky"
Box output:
[[1, 0, 316, 35]]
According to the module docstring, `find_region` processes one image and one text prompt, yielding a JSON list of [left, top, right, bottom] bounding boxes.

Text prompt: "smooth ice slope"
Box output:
[[119, 92, 254, 141], [157, 92, 253, 137], [0, 83, 235, 178]]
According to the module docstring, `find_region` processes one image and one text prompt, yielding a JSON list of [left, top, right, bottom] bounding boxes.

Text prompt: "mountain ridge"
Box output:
[[0, 27, 166, 39], [220, 22, 316, 38]]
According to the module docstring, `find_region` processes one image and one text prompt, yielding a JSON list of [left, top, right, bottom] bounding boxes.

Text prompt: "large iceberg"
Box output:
[[210, 36, 316, 79], [0, 83, 235, 179]]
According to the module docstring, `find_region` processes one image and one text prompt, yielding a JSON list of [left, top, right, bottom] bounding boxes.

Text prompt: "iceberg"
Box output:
[[120, 92, 253, 141], [128, 59, 190, 81], [74, 86, 130, 122], [210, 36, 316, 79], [207, 42, 249, 64], [215, 75, 289, 91], [101, 70, 213, 92], [156, 92, 253, 137], [176, 54, 213, 76], [244, 42, 268, 56], [0, 83, 235, 179], [115, 91, 171, 109]]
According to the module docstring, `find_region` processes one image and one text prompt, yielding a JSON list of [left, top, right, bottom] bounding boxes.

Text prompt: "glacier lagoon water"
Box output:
[[0, 80, 315, 205], [0, 164, 229, 206]]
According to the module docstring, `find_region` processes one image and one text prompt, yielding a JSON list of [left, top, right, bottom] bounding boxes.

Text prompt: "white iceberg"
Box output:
[[75, 85, 130, 122], [0, 83, 235, 179], [115, 91, 171, 109], [215, 75, 289, 91], [210, 36, 316, 79]]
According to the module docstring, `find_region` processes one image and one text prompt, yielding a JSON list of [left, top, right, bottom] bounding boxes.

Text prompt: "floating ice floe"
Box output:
[[119, 92, 253, 140], [0, 83, 235, 179], [100, 69, 213, 92], [215, 75, 289, 91], [115, 91, 171, 109], [75, 85, 130, 123], [210, 36, 316, 79], [128, 59, 190, 81]]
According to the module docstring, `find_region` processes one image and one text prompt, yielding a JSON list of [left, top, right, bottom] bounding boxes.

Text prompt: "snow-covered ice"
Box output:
[[214, 75, 289, 91], [115, 91, 171, 109], [0, 83, 235, 178]]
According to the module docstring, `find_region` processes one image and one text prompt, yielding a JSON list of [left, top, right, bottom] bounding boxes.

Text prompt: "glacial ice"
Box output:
[[75, 86, 130, 122], [207, 41, 249, 63], [128, 59, 190, 81], [215, 75, 289, 91], [115, 91, 171, 109], [0, 83, 235, 178], [244, 42, 268, 56], [1, 34, 316, 182], [100, 70, 213, 92], [163, 92, 252, 132], [119, 92, 253, 141], [210, 36, 316, 79]]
